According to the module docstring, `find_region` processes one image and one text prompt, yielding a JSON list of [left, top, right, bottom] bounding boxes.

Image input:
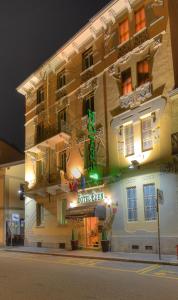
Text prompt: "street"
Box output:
[[0, 251, 178, 299]]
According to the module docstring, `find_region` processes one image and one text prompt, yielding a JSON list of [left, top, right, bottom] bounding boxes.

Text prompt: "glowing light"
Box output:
[[104, 196, 112, 206], [70, 202, 77, 208], [71, 168, 81, 179]]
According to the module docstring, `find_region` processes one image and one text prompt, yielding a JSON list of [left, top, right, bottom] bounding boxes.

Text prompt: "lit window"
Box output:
[[124, 123, 134, 156], [59, 151, 67, 173], [144, 184, 157, 221], [57, 199, 67, 225], [137, 59, 149, 86], [127, 187, 137, 221], [82, 48, 93, 70], [83, 93, 94, 116], [135, 7, 146, 33], [36, 203, 44, 226], [57, 70, 66, 89], [37, 86, 44, 104], [119, 19, 129, 44], [141, 116, 153, 151], [121, 68, 132, 95]]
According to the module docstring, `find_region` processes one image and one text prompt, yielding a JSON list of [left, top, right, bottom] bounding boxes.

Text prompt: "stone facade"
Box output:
[[18, 0, 178, 254]]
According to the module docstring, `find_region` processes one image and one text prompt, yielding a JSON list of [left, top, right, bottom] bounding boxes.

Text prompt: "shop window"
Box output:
[[119, 18, 129, 44], [59, 150, 67, 173], [135, 7, 146, 33], [144, 184, 157, 221], [37, 86, 44, 104], [141, 116, 153, 151], [36, 203, 44, 226], [127, 187, 137, 221], [82, 47, 93, 70], [124, 123, 134, 156], [121, 68, 132, 95], [83, 93, 94, 116], [57, 69, 66, 89], [57, 199, 67, 225], [137, 59, 149, 86]]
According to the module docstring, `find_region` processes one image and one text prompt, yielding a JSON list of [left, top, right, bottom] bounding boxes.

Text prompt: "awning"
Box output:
[[65, 204, 106, 220]]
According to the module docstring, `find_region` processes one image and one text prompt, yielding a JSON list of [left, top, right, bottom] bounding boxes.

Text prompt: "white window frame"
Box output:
[[143, 184, 157, 221], [127, 187, 138, 222], [124, 123, 134, 156], [141, 116, 152, 151], [57, 199, 67, 225]]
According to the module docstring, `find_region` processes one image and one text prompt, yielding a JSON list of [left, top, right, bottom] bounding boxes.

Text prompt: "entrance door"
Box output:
[[86, 217, 99, 248]]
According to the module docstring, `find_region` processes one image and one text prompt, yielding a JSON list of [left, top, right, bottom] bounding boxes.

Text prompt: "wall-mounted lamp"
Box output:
[[129, 160, 140, 170]]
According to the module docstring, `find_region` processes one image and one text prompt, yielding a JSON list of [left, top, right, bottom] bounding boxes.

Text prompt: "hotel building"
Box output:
[[17, 0, 178, 253]]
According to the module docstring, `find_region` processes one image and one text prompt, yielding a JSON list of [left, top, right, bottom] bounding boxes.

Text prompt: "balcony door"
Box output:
[[58, 109, 66, 133]]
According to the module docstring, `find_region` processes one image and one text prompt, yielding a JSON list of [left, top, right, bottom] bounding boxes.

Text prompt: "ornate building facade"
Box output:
[[18, 0, 178, 253]]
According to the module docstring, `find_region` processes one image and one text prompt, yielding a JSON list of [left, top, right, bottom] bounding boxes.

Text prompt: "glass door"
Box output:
[[85, 217, 99, 248]]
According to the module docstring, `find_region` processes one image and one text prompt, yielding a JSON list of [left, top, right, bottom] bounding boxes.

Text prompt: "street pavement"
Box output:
[[0, 251, 178, 299]]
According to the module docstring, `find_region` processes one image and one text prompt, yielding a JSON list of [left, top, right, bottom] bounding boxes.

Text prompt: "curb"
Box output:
[[4, 248, 178, 266]]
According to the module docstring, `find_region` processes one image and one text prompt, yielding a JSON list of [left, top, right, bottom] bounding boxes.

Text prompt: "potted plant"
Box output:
[[101, 228, 110, 252], [71, 228, 78, 250]]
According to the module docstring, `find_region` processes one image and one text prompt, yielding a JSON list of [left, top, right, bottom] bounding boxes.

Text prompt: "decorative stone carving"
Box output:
[[77, 78, 98, 100], [108, 65, 121, 82], [151, 0, 164, 7], [120, 82, 152, 109]]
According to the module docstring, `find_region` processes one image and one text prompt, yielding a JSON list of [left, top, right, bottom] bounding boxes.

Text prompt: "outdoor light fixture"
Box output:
[[70, 202, 77, 208], [129, 160, 140, 170], [71, 168, 81, 179]]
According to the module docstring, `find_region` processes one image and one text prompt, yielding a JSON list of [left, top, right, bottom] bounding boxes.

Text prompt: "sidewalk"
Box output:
[[4, 246, 178, 266]]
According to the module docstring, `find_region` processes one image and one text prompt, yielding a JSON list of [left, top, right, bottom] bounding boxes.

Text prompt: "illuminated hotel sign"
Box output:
[[78, 192, 105, 204]]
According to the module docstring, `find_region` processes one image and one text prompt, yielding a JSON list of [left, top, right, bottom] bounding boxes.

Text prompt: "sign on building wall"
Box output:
[[87, 109, 96, 170], [78, 192, 105, 204]]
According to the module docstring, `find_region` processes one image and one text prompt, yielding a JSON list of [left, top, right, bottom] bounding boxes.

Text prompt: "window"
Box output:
[[19, 184, 25, 201], [135, 7, 146, 33], [144, 184, 157, 221], [83, 93, 94, 116], [37, 86, 44, 104], [36, 123, 44, 143], [36, 203, 44, 226], [141, 116, 152, 151], [127, 187, 137, 221], [57, 109, 66, 132], [59, 151, 67, 173], [57, 70, 66, 89], [124, 123, 134, 156], [82, 48, 93, 70], [119, 19, 129, 44], [57, 199, 67, 225], [137, 59, 149, 86], [121, 68, 132, 95]]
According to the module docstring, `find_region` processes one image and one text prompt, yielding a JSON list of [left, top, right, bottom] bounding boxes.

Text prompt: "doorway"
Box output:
[[85, 217, 99, 248]]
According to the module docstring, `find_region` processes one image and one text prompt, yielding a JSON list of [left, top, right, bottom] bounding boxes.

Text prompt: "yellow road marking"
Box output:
[[1, 252, 178, 281], [137, 264, 160, 274]]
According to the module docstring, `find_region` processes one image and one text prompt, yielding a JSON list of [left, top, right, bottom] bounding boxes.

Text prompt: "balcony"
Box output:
[[119, 82, 152, 109], [26, 171, 62, 197], [118, 28, 148, 59], [25, 121, 71, 152], [171, 132, 178, 156]]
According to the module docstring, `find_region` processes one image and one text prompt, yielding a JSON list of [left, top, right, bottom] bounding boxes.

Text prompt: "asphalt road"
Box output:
[[0, 251, 178, 300]]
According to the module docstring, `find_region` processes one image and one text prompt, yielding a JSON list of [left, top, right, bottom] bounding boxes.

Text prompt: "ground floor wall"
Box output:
[[25, 171, 178, 254]]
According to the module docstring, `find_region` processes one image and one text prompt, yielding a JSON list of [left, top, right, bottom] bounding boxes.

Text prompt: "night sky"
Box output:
[[0, 0, 111, 152]]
